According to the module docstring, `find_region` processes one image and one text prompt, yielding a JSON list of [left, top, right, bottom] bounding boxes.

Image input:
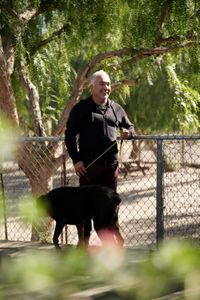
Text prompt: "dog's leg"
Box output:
[[76, 223, 85, 248], [109, 206, 124, 246], [53, 220, 65, 250], [83, 218, 92, 247], [108, 212, 124, 246], [111, 223, 124, 246]]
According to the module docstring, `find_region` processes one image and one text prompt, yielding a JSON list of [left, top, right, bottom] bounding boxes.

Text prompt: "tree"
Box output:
[[0, 0, 123, 192], [1, 0, 200, 239]]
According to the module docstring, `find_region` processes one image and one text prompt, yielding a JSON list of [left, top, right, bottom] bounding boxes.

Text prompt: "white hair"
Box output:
[[89, 70, 110, 86]]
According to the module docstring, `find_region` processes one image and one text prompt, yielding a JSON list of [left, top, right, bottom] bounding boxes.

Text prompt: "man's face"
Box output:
[[90, 74, 111, 103]]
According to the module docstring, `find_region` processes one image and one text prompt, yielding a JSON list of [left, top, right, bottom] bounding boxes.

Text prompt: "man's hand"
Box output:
[[74, 161, 87, 177], [120, 128, 130, 139]]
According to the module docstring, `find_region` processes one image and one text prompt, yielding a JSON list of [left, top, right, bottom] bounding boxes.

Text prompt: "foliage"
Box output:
[[1, 0, 200, 134], [166, 63, 200, 133], [30, 43, 73, 132], [0, 113, 18, 162], [0, 238, 200, 299], [115, 49, 200, 133], [9, 0, 125, 133]]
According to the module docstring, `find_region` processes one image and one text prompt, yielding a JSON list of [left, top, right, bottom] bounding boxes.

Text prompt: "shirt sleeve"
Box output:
[[64, 104, 82, 164], [116, 104, 136, 137]]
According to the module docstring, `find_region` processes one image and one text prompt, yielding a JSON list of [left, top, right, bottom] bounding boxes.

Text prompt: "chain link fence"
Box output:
[[0, 136, 199, 248]]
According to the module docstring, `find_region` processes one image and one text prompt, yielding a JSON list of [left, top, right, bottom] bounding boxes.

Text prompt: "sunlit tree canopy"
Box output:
[[0, 0, 199, 135]]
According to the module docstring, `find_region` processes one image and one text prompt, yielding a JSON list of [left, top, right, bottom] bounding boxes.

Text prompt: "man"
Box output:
[[65, 70, 135, 242], [65, 70, 135, 189]]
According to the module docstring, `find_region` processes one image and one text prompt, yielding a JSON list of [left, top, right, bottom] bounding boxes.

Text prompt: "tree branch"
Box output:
[[19, 9, 39, 23], [158, 0, 171, 34], [0, 5, 18, 17], [111, 78, 141, 92], [18, 60, 46, 136], [99, 36, 198, 75], [53, 38, 199, 136], [0, 36, 19, 126], [30, 24, 71, 56]]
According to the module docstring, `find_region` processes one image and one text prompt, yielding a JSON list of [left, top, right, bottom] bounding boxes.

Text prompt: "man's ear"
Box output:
[[89, 84, 93, 93]]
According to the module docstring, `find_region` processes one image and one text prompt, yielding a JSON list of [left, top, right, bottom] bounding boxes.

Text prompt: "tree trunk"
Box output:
[[0, 36, 19, 126], [17, 140, 68, 241], [18, 60, 46, 136]]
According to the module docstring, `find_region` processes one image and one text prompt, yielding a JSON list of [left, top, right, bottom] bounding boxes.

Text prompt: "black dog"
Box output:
[[37, 185, 124, 249]]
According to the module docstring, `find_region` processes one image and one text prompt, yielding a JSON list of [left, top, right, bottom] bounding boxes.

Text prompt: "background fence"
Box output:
[[0, 136, 199, 248]]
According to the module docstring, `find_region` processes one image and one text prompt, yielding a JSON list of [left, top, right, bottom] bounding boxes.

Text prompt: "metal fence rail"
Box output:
[[0, 135, 199, 248]]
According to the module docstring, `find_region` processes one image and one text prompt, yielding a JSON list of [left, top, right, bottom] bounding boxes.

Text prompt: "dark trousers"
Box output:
[[79, 162, 119, 241]]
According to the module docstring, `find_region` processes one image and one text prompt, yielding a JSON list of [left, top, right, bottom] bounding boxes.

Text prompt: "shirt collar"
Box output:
[[89, 96, 111, 107]]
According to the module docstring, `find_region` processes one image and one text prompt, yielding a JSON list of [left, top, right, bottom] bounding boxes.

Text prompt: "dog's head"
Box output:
[[92, 189, 122, 230]]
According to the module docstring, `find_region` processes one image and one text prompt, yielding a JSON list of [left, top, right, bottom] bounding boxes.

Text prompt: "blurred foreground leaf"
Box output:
[[0, 237, 200, 299], [0, 113, 18, 163]]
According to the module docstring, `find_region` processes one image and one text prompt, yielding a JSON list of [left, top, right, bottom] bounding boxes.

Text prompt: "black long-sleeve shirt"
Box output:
[[65, 96, 135, 166]]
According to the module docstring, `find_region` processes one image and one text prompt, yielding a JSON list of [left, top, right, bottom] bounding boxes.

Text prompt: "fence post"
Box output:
[[156, 138, 164, 244], [0, 173, 8, 240]]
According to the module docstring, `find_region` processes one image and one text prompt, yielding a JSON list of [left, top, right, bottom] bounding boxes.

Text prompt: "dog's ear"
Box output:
[[112, 192, 121, 205]]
